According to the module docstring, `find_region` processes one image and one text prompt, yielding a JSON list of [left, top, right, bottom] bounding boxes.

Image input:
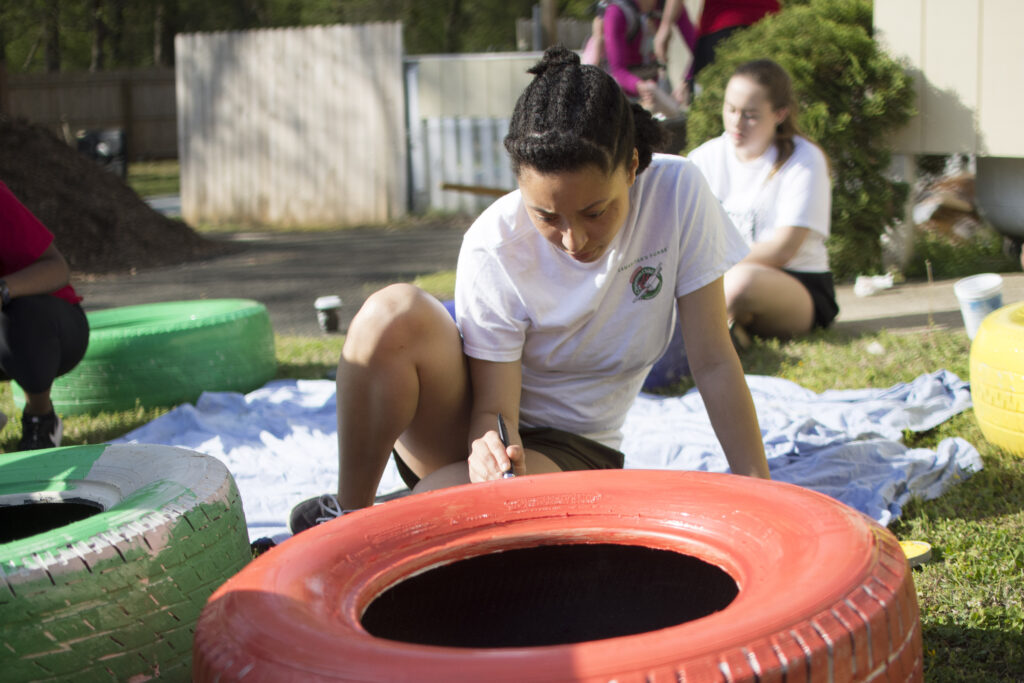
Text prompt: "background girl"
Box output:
[[688, 58, 837, 346]]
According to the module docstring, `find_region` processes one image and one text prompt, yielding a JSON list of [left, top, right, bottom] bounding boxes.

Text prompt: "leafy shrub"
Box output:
[[904, 229, 1018, 280], [685, 0, 916, 281]]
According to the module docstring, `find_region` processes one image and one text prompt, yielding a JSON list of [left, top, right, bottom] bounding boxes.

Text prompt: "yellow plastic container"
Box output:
[[969, 301, 1024, 455]]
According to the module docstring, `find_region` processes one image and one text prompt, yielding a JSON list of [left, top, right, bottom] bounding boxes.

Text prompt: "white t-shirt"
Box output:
[[688, 134, 831, 273], [455, 154, 747, 449]]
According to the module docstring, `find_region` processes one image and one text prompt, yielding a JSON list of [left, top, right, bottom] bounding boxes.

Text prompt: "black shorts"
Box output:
[[393, 426, 625, 489], [783, 269, 839, 329]]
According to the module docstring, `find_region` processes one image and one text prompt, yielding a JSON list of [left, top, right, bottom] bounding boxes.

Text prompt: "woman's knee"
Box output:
[[723, 265, 760, 316], [344, 284, 457, 362]]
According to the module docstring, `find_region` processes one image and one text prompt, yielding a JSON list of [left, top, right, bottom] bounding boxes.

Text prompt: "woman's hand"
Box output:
[[466, 358, 526, 482], [468, 429, 524, 482], [672, 80, 691, 107], [2, 243, 71, 305]]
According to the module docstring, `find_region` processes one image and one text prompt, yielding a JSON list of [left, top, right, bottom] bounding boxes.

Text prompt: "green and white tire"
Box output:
[[970, 301, 1024, 456], [13, 299, 277, 415], [0, 443, 251, 681]]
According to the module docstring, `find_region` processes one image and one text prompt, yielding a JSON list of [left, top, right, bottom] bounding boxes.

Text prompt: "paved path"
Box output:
[[73, 226, 1024, 338], [74, 226, 466, 336], [834, 272, 1024, 335]]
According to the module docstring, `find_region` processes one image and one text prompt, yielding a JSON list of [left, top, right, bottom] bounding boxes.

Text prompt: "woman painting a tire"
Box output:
[[291, 46, 769, 533]]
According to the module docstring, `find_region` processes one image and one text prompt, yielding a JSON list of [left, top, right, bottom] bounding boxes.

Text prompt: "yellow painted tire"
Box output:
[[969, 301, 1024, 455]]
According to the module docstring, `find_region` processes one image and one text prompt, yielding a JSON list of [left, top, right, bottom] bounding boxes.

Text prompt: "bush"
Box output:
[[905, 229, 1019, 280], [685, 0, 916, 282]]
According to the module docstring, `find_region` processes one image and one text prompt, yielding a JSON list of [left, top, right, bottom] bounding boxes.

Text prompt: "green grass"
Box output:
[[18, 154, 1024, 677], [412, 269, 456, 300], [126, 160, 180, 197], [738, 328, 1024, 681], [2, 324, 1021, 679]]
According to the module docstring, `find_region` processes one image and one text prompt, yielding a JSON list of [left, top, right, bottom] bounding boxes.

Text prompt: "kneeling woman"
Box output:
[[291, 46, 769, 532], [688, 59, 838, 346]]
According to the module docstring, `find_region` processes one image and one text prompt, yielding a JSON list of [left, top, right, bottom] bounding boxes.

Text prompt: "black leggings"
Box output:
[[0, 295, 89, 394]]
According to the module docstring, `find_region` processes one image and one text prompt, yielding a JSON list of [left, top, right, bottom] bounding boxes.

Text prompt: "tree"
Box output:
[[153, 0, 168, 67], [44, 0, 60, 72], [90, 0, 107, 71], [685, 0, 916, 281], [0, 0, 574, 72]]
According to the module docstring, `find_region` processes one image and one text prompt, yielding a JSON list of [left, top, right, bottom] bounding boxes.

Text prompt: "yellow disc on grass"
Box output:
[[899, 540, 933, 567]]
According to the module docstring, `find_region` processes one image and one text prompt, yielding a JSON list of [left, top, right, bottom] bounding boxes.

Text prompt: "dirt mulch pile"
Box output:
[[0, 117, 236, 274]]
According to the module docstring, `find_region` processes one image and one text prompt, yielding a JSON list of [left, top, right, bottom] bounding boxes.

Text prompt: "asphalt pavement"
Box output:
[[72, 224, 1024, 339], [74, 225, 467, 336]]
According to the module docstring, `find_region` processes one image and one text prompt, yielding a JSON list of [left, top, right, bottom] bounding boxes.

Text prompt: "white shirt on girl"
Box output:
[[455, 154, 747, 449], [688, 133, 831, 273]]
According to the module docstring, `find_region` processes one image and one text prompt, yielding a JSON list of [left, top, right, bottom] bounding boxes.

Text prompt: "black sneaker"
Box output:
[[18, 410, 63, 451], [289, 493, 348, 534]]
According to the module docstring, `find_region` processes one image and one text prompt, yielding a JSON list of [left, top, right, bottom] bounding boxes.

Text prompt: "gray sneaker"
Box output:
[[289, 493, 348, 534], [18, 411, 63, 451]]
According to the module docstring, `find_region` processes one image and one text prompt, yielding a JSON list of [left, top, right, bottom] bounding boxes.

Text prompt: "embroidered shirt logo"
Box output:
[[630, 263, 663, 301]]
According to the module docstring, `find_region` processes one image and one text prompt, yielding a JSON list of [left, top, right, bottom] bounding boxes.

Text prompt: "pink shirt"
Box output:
[[603, 1, 697, 97]]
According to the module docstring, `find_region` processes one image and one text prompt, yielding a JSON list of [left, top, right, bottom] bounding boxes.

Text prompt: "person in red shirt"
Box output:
[[655, 0, 780, 104], [0, 181, 89, 450]]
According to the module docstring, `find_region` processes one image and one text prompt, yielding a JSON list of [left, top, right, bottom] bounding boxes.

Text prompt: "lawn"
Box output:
[[1, 162, 1019, 680], [2, 323, 1020, 679], [125, 159, 180, 197]]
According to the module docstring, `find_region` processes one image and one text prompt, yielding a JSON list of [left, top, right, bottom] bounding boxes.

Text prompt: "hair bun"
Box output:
[[528, 45, 581, 76]]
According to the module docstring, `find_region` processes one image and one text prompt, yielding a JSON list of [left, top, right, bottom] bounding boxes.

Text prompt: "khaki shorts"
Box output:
[[393, 426, 625, 489]]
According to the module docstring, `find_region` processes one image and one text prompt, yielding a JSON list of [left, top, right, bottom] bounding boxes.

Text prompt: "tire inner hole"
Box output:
[[0, 500, 105, 543], [361, 543, 738, 648]]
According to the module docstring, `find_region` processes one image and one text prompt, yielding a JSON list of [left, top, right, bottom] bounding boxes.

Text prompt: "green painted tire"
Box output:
[[13, 299, 277, 415], [0, 443, 251, 681]]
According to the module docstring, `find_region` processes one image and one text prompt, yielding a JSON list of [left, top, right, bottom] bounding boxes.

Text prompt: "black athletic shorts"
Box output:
[[393, 426, 625, 489], [783, 269, 839, 329]]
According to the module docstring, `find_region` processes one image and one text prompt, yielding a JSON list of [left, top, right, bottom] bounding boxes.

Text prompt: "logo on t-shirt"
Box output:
[[630, 263, 663, 301]]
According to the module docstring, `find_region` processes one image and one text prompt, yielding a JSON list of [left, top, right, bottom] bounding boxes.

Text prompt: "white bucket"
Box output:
[[314, 295, 343, 333], [953, 273, 1003, 339]]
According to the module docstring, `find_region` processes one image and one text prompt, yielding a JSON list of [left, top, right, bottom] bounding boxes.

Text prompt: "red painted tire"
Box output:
[[193, 470, 922, 682]]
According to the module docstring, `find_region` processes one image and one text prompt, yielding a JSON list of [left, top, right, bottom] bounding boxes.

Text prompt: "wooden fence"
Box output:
[[4, 25, 693, 224], [3, 68, 177, 159], [404, 26, 695, 215], [2, 8, 704, 224], [175, 23, 406, 227], [405, 52, 542, 214]]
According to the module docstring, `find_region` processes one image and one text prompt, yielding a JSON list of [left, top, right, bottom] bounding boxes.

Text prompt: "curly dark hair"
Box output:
[[504, 45, 666, 178]]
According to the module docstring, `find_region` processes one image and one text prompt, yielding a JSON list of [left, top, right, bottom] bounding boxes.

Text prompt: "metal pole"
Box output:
[[541, 0, 558, 47], [532, 5, 542, 51]]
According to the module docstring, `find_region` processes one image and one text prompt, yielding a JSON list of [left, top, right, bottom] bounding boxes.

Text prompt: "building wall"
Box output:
[[875, 0, 1024, 157], [175, 23, 407, 227]]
